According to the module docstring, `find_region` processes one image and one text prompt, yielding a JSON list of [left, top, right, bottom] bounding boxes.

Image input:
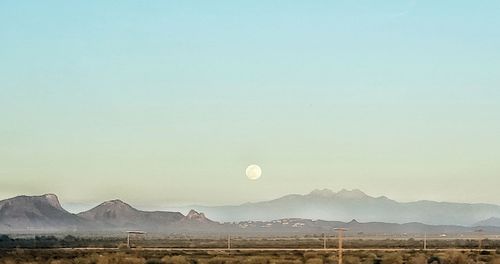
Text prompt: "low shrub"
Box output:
[[381, 253, 402, 264], [162, 255, 190, 264], [305, 258, 323, 264]]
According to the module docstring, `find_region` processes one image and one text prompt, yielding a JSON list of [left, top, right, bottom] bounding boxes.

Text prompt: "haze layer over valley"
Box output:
[[2, 189, 500, 236]]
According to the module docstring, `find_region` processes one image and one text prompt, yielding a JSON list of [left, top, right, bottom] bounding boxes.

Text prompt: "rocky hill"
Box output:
[[77, 199, 184, 231], [0, 194, 89, 232]]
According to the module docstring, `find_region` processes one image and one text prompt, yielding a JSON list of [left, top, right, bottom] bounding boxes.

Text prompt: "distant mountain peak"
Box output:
[[43, 193, 58, 199], [309, 189, 336, 197], [336, 188, 368, 199], [77, 199, 184, 228], [0, 194, 84, 231], [348, 219, 360, 224], [186, 209, 205, 218], [183, 209, 212, 223], [102, 199, 129, 206], [42, 193, 63, 210], [97, 199, 138, 211], [309, 188, 369, 199], [77, 199, 138, 221]]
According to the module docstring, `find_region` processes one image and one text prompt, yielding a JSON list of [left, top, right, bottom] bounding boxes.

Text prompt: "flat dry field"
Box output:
[[1, 248, 499, 264]]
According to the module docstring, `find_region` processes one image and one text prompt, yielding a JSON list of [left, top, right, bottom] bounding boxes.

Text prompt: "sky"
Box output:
[[1, 1, 499, 210]]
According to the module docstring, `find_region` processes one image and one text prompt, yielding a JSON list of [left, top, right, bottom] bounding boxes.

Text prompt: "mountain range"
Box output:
[[1, 189, 500, 235], [0, 194, 218, 233], [183, 189, 500, 226]]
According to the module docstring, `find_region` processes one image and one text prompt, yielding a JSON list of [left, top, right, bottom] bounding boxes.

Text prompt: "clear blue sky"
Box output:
[[1, 1, 499, 208]]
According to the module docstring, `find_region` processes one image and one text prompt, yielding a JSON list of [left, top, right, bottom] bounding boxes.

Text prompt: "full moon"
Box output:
[[246, 164, 262, 180]]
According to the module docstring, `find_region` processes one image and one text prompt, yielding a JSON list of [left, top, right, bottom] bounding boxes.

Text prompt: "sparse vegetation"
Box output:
[[0, 235, 499, 264], [0, 249, 499, 264], [1, 234, 499, 250], [381, 252, 403, 264], [342, 256, 360, 264]]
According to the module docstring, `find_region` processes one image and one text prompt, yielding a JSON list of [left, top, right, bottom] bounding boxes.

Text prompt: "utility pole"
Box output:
[[475, 229, 484, 251], [423, 232, 427, 250], [323, 233, 327, 249], [334, 228, 347, 264], [227, 234, 231, 250]]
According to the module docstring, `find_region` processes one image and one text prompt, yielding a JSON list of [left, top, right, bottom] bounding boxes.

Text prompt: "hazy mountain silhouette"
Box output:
[[228, 218, 499, 236], [0, 194, 88, 231], [2, 192, 500, 234], [184, 189, 500, 226], [474, 217, 500, 227], [0, 194, 222, 233], [77, 199, 184, 231]]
